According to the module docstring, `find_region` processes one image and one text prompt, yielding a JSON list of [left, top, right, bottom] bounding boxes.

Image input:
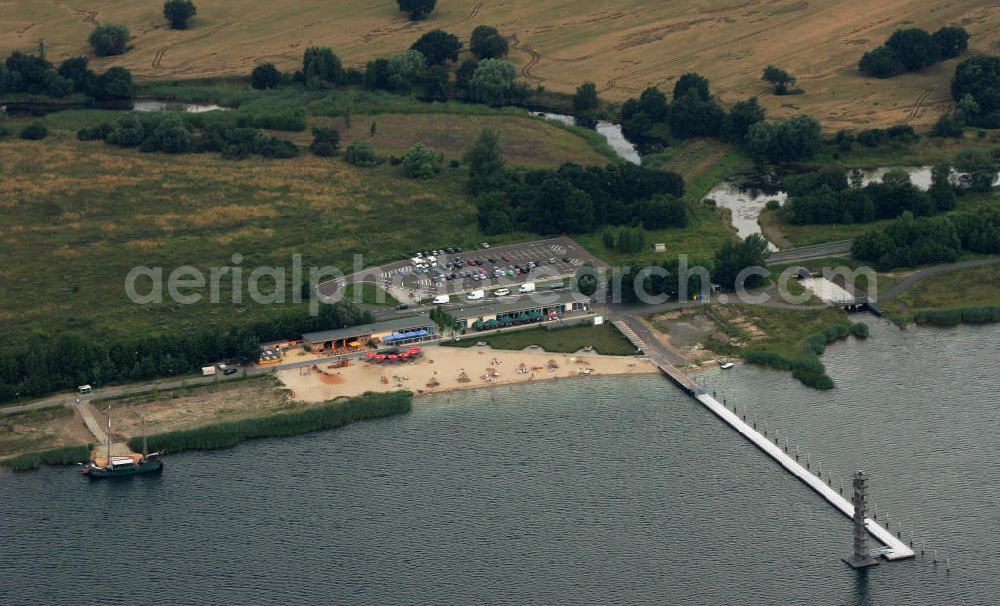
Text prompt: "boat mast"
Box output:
[[141, 413, 148, 457], [106, 404, 112, 467]]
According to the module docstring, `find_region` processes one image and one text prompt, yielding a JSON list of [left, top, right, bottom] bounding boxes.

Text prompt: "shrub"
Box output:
[[88, 24, 130, 56], [397, 0, 436, 21], [250, 63, 281, 90], [470, 25, 509, 59], [154, 116, 192, 153], [163, 0, 197, 30], [93, 66, 133, 100], [344, 139, 380, 166], [401, 143, 443, 178], [19, 122, 48, 140], [309, 127, 340, 157]]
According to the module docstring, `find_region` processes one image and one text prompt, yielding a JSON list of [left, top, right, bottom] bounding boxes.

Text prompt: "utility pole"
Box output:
[[843, 469, 879, 568]]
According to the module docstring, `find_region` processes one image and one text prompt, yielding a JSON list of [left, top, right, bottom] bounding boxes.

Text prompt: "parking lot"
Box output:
[[321, 237, 608, 304]]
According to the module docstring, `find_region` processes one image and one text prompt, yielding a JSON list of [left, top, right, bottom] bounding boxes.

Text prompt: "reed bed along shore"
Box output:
[[127, 391, 411, 455]]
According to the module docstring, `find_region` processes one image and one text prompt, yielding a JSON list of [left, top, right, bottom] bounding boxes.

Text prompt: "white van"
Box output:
[[433, 294, 450, 304], [518, 282, 536, 294], [467, 289, 485, 300]]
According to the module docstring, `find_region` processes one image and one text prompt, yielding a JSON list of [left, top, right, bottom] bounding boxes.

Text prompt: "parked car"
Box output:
[[494, 288, 510, 296], [481, 242, 490, 248], [562, 257, 571, 263], [549, 257, 557, 264], [397, 303, 409, 310], [224, 367, 238, 376], [550, 283, 565, 290], [467, 289, 485, 300]]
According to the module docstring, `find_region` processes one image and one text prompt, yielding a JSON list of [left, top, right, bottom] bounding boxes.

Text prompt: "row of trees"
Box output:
[[853, 207, 1000, 270], [780, 149, 998, 226], [617, 73, 822, 162], [250, 32, 522, 107], [465, 129, 686, 235], [79, 113, 300, 159], [859, 26, 969, 78], [0, 52, 132, 100], [951, 55, 1000, 128], [0, 302, 370, 404]]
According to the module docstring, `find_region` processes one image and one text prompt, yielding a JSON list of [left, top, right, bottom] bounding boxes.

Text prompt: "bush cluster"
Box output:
[[859, 26, 969, 78], [0, 52, 132, 100]]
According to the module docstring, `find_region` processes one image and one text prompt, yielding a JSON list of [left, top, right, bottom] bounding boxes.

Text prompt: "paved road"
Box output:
[[878, 257, 1000, 301], [7, 255, 997, 417], [769, 241, 853, 264]]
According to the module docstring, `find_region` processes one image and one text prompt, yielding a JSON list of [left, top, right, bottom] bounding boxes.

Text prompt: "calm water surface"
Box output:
[[1, 320, 997, 605]]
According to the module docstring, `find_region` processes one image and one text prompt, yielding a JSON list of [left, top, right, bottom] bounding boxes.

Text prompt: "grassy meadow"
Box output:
[[444, 322, 637, 356], [3, 0, 997, 128]]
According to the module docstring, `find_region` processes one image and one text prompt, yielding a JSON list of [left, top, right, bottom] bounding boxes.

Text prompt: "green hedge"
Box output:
[[743, 322, 869, 390], [2, 444, 92, 471], [914, 306, 1000, 326], [127, 391, 411, 454]]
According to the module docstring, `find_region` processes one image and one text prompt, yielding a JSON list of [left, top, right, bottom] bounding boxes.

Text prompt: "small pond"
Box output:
[[531, 112, 640, 165], [707, 166, 1000, 250]]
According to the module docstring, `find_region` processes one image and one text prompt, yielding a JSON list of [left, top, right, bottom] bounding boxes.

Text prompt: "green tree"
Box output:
[[467, 59, 520, 106], [573, 81, 599, 114], [163, 0, 197, 30], [397, 0, 436, 21], [154, 116, 192, 153], [746, 115, 821, 162], [885, 28, 940, 72], [93, 66, 133, 100], [385, 50, 427, 92], [476, 191, 513, 235], [932, 26, 969, 59], [724, 97, 765, 143], [669, 89, 724, 138], [464, 128, 504, 183], [250, 63, 281, 89], [638, 195, 687, 229], [310, 127, 340, 156], [88, 24, 130, 57], [762, 65, 796, 95], [302, 47, 342, 89], [930, 112, 963, 138], [601, 229, 615, 249], [401, 143, 443, 179], [410, 30, 462, 65], [107, 114, 145, 147], [951, 55, 1000, 128], [57, 57, 95, 94], [615, 227, 645, 253], [419, 65, 449, 101], [470, 25, 509, 59], [929, 163, 956, 212], [859, 46, 903, 78], [344, 139, 380, 167], [955, 148, 998, 192], [714, 234, 770, 291], [455, 59, 478, 91], [672, 72, 710, 101]]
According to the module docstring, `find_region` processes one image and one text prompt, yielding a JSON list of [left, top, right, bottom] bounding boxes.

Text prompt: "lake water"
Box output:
[[132, 100, 230, 113], [1, 319, 997, 604], [532, 112, 641, 164], [706, 166, 1000, 249]]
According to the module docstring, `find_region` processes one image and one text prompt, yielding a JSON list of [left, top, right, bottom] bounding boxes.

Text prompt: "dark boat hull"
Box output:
[[86, 459, 163, 479]]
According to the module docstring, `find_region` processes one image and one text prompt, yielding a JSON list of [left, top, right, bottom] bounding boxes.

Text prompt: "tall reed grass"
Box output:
[[127, 391, 411, 454], [914, 306, 1000, 326], [743, 322, 869, 390], [2, 444, 92, 471]]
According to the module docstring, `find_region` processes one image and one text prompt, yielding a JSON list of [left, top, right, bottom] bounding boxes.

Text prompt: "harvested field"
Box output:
[[2, 1, 997, 127]]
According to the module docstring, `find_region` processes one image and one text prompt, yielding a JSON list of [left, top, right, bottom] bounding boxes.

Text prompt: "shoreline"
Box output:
[[1, 347, 657, 467]]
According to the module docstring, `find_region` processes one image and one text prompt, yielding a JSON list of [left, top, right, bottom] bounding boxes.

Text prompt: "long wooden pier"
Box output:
[[612, 319, 915, 561]]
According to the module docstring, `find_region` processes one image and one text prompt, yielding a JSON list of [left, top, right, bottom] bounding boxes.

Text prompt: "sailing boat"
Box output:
[[82, 408, 163, 478]]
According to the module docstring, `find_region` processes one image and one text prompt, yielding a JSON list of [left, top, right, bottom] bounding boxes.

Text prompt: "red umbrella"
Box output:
[[399, 352, 409, 359], [409, 345, 421, 352], [389, 354, 398, 360], [377, 354, 387, 360], [366, 352, 376, 358]]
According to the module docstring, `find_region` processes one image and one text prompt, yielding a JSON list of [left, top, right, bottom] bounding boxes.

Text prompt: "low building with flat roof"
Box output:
[[450, 291, 591, 331], [302, 316, 436, 354]]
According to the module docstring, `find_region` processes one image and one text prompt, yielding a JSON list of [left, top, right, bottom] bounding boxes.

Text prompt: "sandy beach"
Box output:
[[277, 345, 658, 402]]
